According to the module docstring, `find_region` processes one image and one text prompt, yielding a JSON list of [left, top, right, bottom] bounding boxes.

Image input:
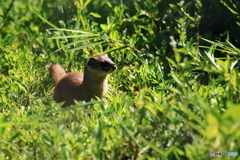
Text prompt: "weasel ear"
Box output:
[[104, 54, 108, 57], [88, 57, 96, 63]]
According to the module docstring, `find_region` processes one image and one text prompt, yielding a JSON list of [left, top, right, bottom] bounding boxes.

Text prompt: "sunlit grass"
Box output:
[[0, 0, 240, 159]]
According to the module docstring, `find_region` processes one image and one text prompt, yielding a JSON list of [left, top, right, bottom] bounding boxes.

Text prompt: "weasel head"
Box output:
[[85, 54, 117, 76]]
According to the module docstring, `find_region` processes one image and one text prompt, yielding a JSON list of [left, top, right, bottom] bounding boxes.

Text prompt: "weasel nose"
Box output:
[[112, 65, 117, 70]]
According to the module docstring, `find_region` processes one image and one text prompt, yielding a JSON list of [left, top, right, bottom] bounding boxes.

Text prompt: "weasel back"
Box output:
[[54, 71, 84, 105]]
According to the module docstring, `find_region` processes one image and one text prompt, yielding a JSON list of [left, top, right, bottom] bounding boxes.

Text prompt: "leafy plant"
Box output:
[[0, 0, 240, 159]]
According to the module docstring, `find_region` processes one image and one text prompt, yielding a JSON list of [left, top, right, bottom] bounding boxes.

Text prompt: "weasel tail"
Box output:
[[49, 64, 66, 86]]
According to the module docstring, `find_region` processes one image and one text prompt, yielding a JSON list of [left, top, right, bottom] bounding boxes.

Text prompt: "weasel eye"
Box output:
[[103, 66, 111, 71], [100, 61, 116, 71]]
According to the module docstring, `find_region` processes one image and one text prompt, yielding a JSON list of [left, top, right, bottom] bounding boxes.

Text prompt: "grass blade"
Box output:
[[70, 40, 105, 51]]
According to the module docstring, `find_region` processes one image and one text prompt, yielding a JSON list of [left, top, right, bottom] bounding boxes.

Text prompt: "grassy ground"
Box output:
[[0, 0, 240, 159]]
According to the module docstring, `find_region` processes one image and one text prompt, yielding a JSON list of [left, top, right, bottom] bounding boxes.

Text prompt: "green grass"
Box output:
[[1, 0, 240, 159]]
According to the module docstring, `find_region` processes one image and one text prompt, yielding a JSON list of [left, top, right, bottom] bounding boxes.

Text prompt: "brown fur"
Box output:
[[49, 54, 117, 105], [48, 64, 66, 86]]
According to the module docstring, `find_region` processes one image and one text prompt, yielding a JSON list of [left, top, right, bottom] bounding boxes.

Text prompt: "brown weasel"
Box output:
[[49, 54, 117, 105]]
